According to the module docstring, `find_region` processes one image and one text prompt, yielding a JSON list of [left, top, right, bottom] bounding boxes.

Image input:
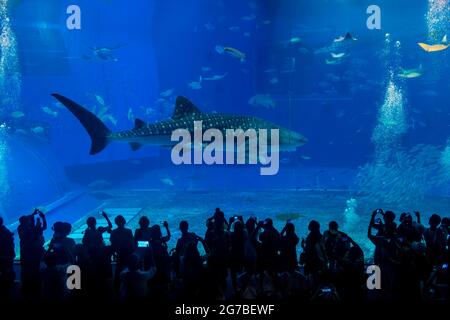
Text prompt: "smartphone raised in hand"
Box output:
[[137, 241, 149, 248]]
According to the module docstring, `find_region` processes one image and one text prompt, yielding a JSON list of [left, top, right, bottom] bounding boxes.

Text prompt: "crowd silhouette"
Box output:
[[0, 208, 449, 303]]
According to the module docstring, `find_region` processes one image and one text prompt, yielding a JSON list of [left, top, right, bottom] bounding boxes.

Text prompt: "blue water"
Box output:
[[1, 0, 450, 232]]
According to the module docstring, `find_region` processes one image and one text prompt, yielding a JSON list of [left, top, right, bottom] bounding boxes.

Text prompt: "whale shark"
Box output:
[[52, 94, 307, 155]]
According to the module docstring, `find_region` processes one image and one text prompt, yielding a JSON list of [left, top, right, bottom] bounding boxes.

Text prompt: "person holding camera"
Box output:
[[257, 218, 280, 272], [368, 209, 399, 296], [110, 215, 135, 292], [18, 209, 47, 298]]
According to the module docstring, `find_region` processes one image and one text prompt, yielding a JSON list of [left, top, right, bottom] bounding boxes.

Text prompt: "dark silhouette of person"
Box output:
[[173, 220, 198, 276], [204, 211, 230, 299], [134, 216, 154, 270], [301, 220, 327, 282], [6, 204, 450, 303], [134, 216, 152, 243], [229, 219, 248, 288], [442, 217, 450, 263], [397, 213, 422, 244], [110, 215, 135, 291], [258, 218, 280, 272], [245, 216, 257, 239], [47, 222, 76, 265], [210, 208, 228, 231], [279, 222, 299, 272], [334, 236, 365, 301], [323, 221, 352, 273], [82, 212, 112, 251], [179, 236, 209, 299], [424, 260, 450, 300], [245, 217, 259, 271], [369, 209, 397, 266], [424, 214, 446, 266], [18, 209, 47, 298], [394, 235, 422, 301], [368, 209, 399, 296], [175, 221, 198, 256], [441, 217, 450, 238], [149, 222, 171, 299], [0, 217, 15, 298], [80, 211, 113, 296], [119, 254, 156, 301], [41, 222, 76, 300]]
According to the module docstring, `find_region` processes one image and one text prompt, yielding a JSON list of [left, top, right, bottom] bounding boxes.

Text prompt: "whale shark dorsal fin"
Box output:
[[134, 118, 145, 129], [172, 96, 202, 119]]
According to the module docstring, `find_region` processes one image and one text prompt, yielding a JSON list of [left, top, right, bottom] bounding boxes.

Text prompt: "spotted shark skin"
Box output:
[[112, 114, 278, 142], [52, 94, 307, 154]]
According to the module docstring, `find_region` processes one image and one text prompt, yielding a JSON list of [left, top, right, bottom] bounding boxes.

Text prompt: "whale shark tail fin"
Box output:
[[52, 93, 111, 155]]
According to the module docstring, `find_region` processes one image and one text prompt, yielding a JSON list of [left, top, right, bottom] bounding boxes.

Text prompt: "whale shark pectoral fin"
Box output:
[[129, 142, 142, 151], [172, 96, 203, 120]]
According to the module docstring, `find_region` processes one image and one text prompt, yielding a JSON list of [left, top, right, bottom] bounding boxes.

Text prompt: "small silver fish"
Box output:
[[248, 94, 276, 109], [203, 73, 227, 81], [188, 77, 202, 90], [42, 106, 58, 117], [160, 89, 174, 97], [31, 126, 45, 134], [269, 77, 279, 84], [215, 46, 246, 62], [11, 111, 25, 118], [160, 178, 174, 186], [241, 14, 256, 21]]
